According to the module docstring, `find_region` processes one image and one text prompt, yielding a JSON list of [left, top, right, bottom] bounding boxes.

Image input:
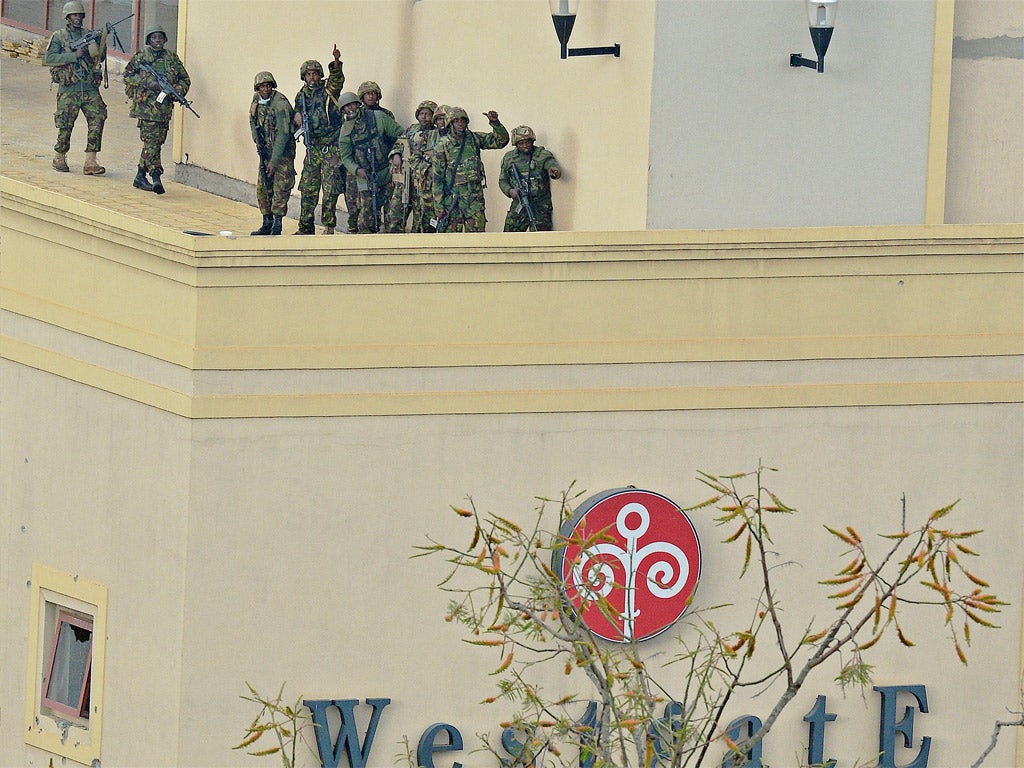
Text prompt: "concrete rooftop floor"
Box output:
[[1, 33, 300, 238]]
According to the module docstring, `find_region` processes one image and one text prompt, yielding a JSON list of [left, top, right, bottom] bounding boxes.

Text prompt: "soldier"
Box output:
[[344, 80, 394, 233], [409, 105, 451, 231], [249, 72, 296, 236], [357, 80, 394, 119], [433, 105, 451, 139], [123, 24, 190, 194], [293, 49, 345, 234], [431, 107, 509, 233], [44, 0, 108, 175], [384, 99, 436, 234], [499, 126, 563, 232], [337, 91, 403, 234]]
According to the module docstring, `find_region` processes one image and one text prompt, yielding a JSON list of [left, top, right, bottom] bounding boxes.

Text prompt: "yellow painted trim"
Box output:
[[925, 0, 955, 224], [4, 333, 1020, 418], [24, 564, 108, 766], [3, 337, 194, 417], [2, 288, 198, 369], [187, 380, 1023, 419]]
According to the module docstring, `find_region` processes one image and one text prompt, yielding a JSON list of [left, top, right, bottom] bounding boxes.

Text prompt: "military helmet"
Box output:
[[300, 60, 324, 79], [357, 80, 382, 99], [337, 91, 360, 109], [254, 71, 277, 91], [433, 105, 450, 124], [512, 125, 536, 143], [145, 24, 167, 44], [62, 1, 85, 17], [416, 100, 438, 117], [448, 106, 469, 123]]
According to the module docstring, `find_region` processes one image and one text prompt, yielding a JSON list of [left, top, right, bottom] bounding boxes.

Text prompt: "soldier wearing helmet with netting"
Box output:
[[413, 105, 451, 229], [430, 107, 509, 233], [249, 72, 296, 236], [123, 23, 190, 194], [44, 0, 108, 176], [357, 80, 394, 119], [293, 46, 346, 234], [337, 91, 403, 234], [383, 99, 437, 233], [499, 125, 563, 232]]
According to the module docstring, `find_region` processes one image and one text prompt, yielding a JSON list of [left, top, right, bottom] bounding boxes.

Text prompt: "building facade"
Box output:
[[2, 1, 1022, 767]]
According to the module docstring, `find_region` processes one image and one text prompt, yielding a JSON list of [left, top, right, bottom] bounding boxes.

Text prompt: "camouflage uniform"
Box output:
[[337, 100, 403, 234], [294, 59, 345, 234], [250, 83, 297, 220], [431, 110, 509, 233], [123, 27, 190, 187], [499, 141, 562, 232], [344, 82, 394, 233], [416, 107, 451, 231], [384, 100, 436, 233], [44, 19, 107, 167]]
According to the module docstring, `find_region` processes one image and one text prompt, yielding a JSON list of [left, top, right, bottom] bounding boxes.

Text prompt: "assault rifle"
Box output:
[[295, 92, 311, 146], [392, 138, 412, 231], [254, 127, 271, 190], [430, 134, 469, 233], [363, 109, 380, 233], [509, 164, 538, 232], [368, 149, 380, 233], [69, 13, 133, 54], [139, 60, 200, 118]]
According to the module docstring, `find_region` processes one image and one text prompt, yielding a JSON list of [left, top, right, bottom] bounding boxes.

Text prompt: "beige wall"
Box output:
[[3, 362, 1022, 767], [649, 0, 938, 228], [945, 0, 1024, 223], [2, 164, 1023, 764], [1, 365, 193, 764]]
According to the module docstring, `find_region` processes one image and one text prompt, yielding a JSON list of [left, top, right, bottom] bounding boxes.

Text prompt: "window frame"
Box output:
[[41, 609, 94, 720], [25, 564, 107, 765]]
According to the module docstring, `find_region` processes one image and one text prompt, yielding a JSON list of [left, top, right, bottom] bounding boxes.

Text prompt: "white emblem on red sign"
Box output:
[[553, 488, 701, 643]]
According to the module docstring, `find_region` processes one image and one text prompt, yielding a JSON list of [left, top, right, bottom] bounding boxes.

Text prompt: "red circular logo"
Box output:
[[553, 488, 701, 643]]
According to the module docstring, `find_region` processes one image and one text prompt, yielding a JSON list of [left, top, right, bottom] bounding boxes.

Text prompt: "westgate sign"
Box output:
[[301, 491, 933, 767], [302, 685, 935, 768], [551, 487, 702, 642]]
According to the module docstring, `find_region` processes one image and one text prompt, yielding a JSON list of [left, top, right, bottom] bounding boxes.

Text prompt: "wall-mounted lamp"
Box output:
[[790, 0, 838, 73], [550, 0, 620, 60]]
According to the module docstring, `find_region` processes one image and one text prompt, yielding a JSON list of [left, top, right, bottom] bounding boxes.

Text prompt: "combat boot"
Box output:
[[251, 215, 273, 236], [52, 152, 70, 172], [133, 168, 154, 191], [294, 223, 315, 235], [270, 215, 283, 235], [82, 152, 105, 175], [151, 171, 165, 195]]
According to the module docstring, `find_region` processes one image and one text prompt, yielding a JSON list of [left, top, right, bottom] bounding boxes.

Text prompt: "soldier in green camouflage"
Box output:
[[499, 126, 563, 232], [357, 81, 394, 119], [293, 49, 345, 234], [417, 105, 454, 227], [337, 92, 403, 234], [384, 99, 436, 233], [44, 0, 108, 175], [344, 81, 395, 233], [249, 72, 296, 236], [430, 107, 509, 233], [123, 24, 190, 194]]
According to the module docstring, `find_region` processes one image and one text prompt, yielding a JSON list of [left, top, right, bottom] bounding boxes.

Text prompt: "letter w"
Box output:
[[304, 698, 392, 768]]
